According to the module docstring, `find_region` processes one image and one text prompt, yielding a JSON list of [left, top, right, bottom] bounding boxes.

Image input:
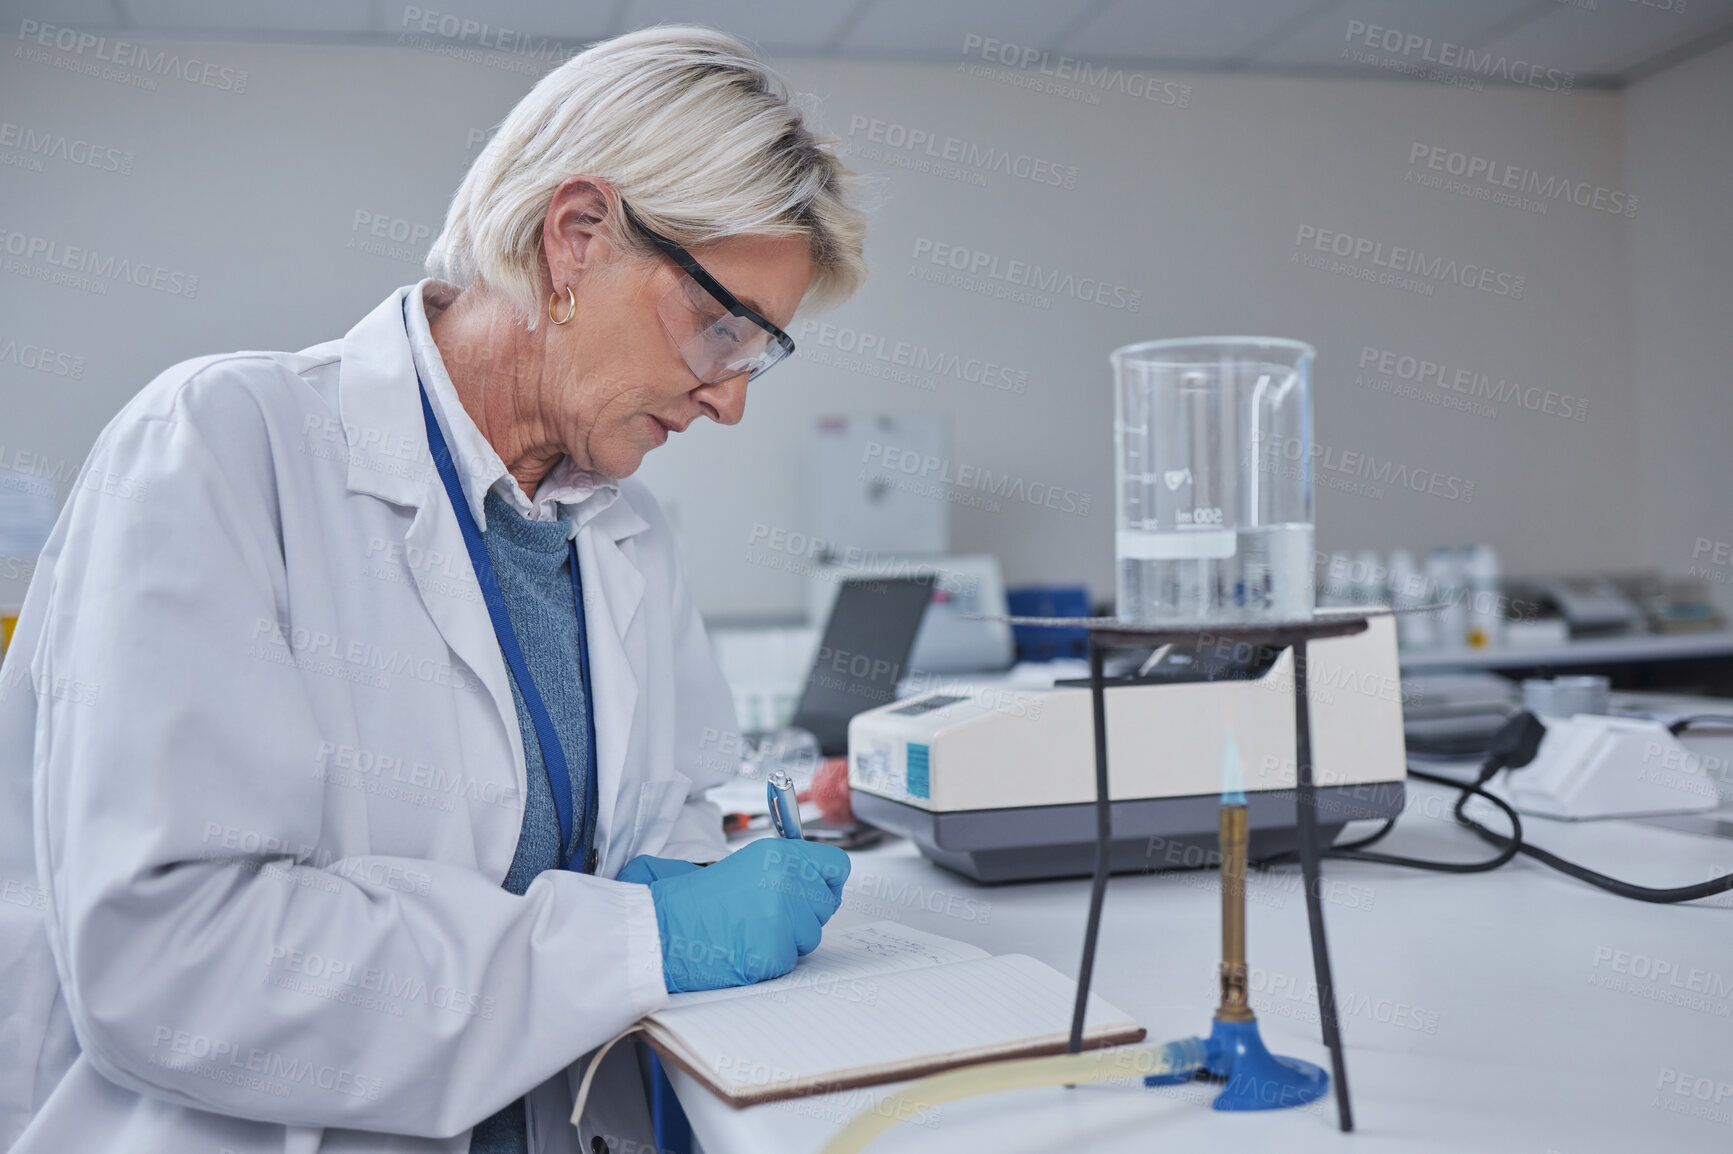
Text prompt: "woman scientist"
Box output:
[[0, 26, 863, 1154]]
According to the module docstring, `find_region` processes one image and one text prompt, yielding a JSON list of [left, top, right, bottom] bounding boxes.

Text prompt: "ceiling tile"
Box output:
[[1472, 0, 1733, 82], [843, 0, 1080, 57], [1254, 0, 1540, 69], [388, 0, 616, 40], [121, 0, 376, 34], [622, 0, 856, 54], [1061, 0, 1327, 62]]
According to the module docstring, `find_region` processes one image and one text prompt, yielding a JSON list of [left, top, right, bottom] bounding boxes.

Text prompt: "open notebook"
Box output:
[[634, 921, 1144, 1107]]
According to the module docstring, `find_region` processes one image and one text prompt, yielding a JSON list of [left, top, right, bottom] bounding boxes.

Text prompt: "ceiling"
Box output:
[[5, 0, 1733, 87]]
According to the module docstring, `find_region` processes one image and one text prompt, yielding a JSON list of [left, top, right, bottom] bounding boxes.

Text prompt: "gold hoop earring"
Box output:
[[548, 285, 576, 325]]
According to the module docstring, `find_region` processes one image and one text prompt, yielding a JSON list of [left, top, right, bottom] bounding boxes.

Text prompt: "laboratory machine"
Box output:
[[847, 611, 1407, 882]]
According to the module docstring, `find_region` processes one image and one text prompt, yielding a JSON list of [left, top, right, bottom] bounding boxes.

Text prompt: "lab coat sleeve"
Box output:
[[32, 371, 668, 1139]]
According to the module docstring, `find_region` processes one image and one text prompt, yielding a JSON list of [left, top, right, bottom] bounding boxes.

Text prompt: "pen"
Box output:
[[767, 769, 805, 840]]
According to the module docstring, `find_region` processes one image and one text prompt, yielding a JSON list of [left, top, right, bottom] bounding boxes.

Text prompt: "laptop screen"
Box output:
[[791, 576, 935, 757]]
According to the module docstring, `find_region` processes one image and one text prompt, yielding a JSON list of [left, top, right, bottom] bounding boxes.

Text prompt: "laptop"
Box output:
[[791, 575, 935, 757]]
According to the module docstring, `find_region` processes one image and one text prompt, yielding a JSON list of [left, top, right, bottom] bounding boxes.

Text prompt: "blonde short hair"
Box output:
[[427, 26, 867, 328]]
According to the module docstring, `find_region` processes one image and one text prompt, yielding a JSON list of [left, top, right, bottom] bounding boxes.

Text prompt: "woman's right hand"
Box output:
[[617, 854, 704, 886], [648, 838, 851, 992]]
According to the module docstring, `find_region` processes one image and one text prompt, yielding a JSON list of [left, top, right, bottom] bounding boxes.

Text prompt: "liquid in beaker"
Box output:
[[1112, 338, 1316, 624]]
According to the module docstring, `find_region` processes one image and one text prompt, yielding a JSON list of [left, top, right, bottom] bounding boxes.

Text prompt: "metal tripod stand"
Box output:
[[1037, 612, 1368, 1132]]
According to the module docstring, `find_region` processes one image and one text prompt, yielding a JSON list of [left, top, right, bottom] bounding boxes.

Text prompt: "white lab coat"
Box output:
[[0, 284, 737, 1153]]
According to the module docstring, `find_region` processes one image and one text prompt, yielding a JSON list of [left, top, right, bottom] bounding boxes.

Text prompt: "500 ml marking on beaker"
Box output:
[[1179, 507, 1224, 526]]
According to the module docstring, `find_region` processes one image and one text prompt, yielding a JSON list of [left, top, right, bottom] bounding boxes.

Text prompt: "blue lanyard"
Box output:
[[417, 383, 598, 872]]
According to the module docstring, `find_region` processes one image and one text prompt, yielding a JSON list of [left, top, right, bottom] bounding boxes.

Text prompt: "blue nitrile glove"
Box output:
[[617, 854, 704, 886], [648, 838, 851, 993]]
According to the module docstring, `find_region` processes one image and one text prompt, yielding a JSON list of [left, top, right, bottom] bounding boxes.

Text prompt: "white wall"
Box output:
[[1624, 38, 1733, 615], [0, 39, 1656, 621]]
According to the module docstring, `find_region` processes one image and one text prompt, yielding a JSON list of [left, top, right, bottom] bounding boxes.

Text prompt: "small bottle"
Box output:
[[1426, 547, 1468, 649], [1321, 551, 1353, 607], [1463, 545, 1505, 650], [1389, 549, 1435, 649], [1353, 550, 1386, 606]]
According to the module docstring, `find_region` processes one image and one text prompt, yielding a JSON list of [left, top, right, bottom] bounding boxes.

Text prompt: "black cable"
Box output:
[[1255, 777, 1516, 872], [1329, 816, 1396, 853], [1446, 779, 1733, 904], [1329, 769, 1524, 874], [1667, 714, 1733, 737], [1296, 712, 1733, 904]]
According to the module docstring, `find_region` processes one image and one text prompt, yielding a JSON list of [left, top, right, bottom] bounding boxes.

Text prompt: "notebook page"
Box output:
[[650, 953, 1138, 1097], [661, 920, 990, 1010]]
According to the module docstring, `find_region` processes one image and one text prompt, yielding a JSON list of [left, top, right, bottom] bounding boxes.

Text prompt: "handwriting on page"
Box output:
[[663, 920, 988, 1009], [841, 923, 969, 965]]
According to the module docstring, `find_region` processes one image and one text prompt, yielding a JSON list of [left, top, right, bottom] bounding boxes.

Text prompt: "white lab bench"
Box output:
[[669, 778, 1733, 1154]]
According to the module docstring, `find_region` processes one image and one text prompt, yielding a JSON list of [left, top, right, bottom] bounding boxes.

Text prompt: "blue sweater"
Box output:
[[469, 488, 595, 1154]]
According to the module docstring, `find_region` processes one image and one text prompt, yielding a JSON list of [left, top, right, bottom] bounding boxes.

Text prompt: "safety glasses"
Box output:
[[620, 200, 796, 384]]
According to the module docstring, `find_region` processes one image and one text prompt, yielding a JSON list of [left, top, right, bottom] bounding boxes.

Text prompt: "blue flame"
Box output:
[[1220, 734, 1247, 806]]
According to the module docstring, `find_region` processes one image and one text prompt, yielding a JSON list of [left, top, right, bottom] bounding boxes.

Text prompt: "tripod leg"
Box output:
[[1069, 638, 1113, 1055], [1293, 640, 1354, 1131]]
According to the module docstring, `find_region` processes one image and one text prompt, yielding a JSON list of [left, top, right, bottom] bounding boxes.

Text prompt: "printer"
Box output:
[[848, 612, 1409, 882]]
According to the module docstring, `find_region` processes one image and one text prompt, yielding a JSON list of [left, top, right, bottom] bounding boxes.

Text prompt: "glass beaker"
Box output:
[[1112, 337, 1315, 624]]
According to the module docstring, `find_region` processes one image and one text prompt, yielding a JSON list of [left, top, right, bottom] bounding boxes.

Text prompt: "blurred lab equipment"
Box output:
[[1463, 545, 1504, 649], [707, 576, 930, 835], [1425, 547, 1468, 649], [1352, 549, 1386, 606], [1311, 546, 1732, 657], [1, 466, 54, 660], [1112, 337, 1315, 624], [740, 727, 822, 789], [807, 554, 1012, 674], [0, 468, 55, 561], [1387, 548, 1435, 650], [789, 575, 934, 756], [1482, 673, 1714, 820], [709, 626, 817, 732], [1531, 576, 1645, 634], [1005, 585, 1091, 661], [1489, 713, 1719, 820], [1320, 550, 1353, 606], [1320, 550, 1390, 610], [846, 612, 1405, 881], [1522, 674, 1611, 719], [1506, 572, 1727, 643], [1399, 671, 1520, 755]]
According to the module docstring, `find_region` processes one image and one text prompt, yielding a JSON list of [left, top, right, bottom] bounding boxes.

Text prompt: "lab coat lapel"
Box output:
[[402, 500, 522, 788], [335, 286, 431, 509], [335, 286, 525, 862], [576, 497, 648, 865]]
